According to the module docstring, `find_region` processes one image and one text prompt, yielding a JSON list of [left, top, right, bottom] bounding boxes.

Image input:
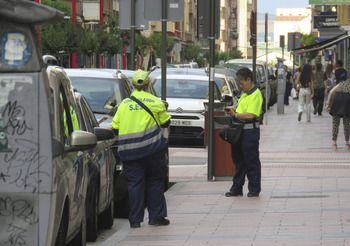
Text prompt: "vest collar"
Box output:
[[247, 85, 258, 95]]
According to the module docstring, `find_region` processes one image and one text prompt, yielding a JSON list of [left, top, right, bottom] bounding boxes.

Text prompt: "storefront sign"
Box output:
[[314, 16, 339, 28], [309, 0, 350, 4]]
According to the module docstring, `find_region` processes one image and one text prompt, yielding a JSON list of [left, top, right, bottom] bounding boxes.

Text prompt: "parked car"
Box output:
[[214, 72, 238, 107], [0, 3, 97, 245], [151, 73, 225, 145], [74, 92, 116, 241], [65, 69, 169, 218]]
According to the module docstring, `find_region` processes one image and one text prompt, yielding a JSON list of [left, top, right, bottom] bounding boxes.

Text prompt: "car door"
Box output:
[[57, 80, 87, 235], [79, 96, 111, 210]]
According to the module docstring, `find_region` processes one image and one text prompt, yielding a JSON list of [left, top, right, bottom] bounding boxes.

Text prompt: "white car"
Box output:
[[151, 74, 224, 144]]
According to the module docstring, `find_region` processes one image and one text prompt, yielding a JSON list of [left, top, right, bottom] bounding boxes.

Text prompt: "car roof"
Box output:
[[64, 68, 129, 80], [226, 59, 266, 65], [150, 67, 207, 78], [153, 74, 209, 80]]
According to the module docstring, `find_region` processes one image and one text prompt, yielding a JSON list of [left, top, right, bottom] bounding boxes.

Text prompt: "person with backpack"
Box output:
[[313, 63, 327, 116]]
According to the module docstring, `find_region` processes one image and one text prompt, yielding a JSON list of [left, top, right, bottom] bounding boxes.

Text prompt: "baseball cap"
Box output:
[[132, 70, 150, 86]]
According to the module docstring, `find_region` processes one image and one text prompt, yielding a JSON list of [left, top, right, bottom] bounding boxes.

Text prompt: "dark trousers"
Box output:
[[313, 88, 325, 115], [123, 148, 167, 223], [230, 127, 261, 193], [284, 82, 292, 105]]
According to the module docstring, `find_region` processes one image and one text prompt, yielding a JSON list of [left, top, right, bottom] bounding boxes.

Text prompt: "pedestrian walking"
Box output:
[[296, 64, 314, 122], [334, 60, 347, 85], [110, 70, 171, 228], [284, 65, 293, 106], [224, 67, 263, 197], [325, 79, 350, 150], [313, 63, 327, 116], [324, 63, 335, 103]]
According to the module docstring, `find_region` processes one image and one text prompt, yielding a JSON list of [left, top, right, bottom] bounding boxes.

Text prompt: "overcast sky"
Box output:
[[257, 0, 310, 14]]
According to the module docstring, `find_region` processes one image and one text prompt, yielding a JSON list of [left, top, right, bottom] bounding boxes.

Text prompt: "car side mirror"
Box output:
[[65, 131, 97, 152], [94, 127, 115, 141]]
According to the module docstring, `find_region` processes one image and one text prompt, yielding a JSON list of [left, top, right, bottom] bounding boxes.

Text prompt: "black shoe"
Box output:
[[130, 222, 141, 228], [247, 191, 259, 197], [148, 218, 170, 226], [298, 112, 302, 121], [318, 113, 322, 116], [225, 191, 243, 197], [313, 108, 317, 115]]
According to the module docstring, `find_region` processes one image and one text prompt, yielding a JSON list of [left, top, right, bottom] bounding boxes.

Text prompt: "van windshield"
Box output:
[[70, 77, 123, 113]]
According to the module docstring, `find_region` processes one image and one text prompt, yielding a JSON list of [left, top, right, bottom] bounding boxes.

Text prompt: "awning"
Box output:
[[292, 33, 350, 54]]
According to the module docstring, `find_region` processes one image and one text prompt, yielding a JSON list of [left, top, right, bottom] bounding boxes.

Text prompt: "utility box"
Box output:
[[204, 103, 235, 180]]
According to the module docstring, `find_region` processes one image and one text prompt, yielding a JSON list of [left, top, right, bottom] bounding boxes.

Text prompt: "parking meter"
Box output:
[[276, 58, 286, 114], [0, 0, 63, 245]]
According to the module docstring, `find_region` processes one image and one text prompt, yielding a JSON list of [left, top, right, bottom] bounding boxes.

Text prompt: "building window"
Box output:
[[348, 6, 350, 20]]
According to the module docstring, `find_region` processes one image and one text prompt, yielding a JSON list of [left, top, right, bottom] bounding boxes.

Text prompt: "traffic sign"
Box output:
[[119, 0, 149, 30], [144, 0, 184, 21]]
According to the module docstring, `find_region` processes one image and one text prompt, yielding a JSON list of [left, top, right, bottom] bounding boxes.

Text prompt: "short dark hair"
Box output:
[[236, 67, 253, 81], [336, 60, 343, 67]]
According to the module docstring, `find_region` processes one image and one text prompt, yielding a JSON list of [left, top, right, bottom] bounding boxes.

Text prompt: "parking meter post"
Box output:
[[207, 0, 216, 182], [277, 58, 285, 114], [161, 0, 167, 101], [130, 0, 135, 70], [265, 13, 268, 125]]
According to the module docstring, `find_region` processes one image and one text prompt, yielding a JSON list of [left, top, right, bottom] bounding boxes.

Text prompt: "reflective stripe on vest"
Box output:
[[118, 124, 161, 152], [117, 125, 166, 162]]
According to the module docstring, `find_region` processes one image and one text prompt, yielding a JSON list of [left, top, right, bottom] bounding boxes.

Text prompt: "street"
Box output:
[[87, 98, 350, 245]]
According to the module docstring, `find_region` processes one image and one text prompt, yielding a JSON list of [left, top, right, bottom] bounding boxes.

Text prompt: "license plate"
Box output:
[[170, 120, 192, 126]]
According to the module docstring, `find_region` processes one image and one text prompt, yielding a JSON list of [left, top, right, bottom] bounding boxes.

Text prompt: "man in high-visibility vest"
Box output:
[[111, 70, 171, 228]]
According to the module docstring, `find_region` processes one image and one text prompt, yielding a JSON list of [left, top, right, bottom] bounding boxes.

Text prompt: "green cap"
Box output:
[[132, 70, 150, 86]]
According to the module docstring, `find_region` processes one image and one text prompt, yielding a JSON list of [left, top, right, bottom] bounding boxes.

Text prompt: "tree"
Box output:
[[148, 33, 176, 58], [103, 14, 124, 56], [301, 33, 318, 64], [182, 45, 201, 62], [78, 30, 99, 58], [40, 0, 76, 54]]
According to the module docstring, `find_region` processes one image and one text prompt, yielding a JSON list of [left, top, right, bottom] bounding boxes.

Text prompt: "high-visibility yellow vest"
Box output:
[[61, 93, 80, 137], [111, 90, 171, 161]]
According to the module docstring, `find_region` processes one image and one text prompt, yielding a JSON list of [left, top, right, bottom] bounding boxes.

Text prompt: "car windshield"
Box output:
[[70, 77, 122, 113], [153, 79, 209, 99], [215, 77, 230, 94]]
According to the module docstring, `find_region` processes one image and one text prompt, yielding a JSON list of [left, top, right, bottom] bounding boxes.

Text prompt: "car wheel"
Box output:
[[99, 184, 115, 229], [68, 206, 86, 246], [86, 189, 98, 242], [55, 211, 67, 246]]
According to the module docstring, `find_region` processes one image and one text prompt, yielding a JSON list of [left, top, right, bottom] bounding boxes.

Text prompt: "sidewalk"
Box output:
[[98, 99, 350, 246]]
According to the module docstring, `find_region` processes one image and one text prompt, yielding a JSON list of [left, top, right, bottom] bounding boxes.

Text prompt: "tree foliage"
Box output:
[[182, 45, 201, 61], [40, 0, 76, 54], [148, 33, 176, 58], [301, 33, 318, 63], [78, 30, 99, 57]]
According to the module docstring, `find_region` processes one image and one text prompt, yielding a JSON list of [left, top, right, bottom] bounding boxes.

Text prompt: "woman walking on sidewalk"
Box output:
[[324, 64, 335, 103], [313, 63, 327, 116], [325, 79, 350, 150], [296, 64, 314, 122]]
